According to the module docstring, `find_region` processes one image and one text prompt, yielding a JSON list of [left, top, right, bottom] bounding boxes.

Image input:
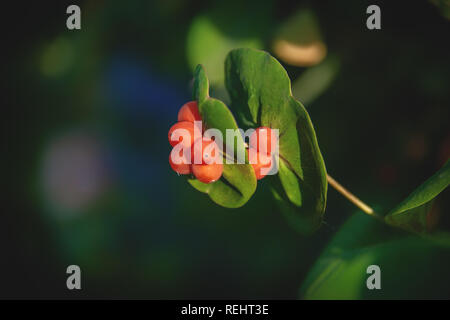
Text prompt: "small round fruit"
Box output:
[[178, 101, 202, 123], [250, 149, 272, 180], [191, 138, 221, 165], [192, 163, 223, 183], [249, 127, 278, 156], [168, 121, 200, 148], [169, 148, 191, 175]]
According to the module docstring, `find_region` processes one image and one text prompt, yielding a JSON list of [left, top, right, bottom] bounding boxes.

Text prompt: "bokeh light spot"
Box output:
[[40, 131, 110, 218]]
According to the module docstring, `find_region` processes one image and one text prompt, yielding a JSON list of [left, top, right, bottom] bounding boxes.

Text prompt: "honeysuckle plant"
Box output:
[[175, 48, 450, 238]]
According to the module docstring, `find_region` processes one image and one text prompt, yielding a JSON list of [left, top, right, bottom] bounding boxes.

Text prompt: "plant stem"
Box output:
[[327, 174, 381, 219]]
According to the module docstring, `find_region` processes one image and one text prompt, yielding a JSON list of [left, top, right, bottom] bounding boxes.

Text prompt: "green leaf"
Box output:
[[188, 65, 257, 208], [192, 64, 209, 104], [300, 213, 450, 299], [225, 48, 327, 232], [385, 160, 450, 234]]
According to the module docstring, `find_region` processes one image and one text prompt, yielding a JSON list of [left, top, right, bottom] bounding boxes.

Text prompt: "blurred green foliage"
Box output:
[[300, 213, 450, 299], [385, 160, 450, 234]]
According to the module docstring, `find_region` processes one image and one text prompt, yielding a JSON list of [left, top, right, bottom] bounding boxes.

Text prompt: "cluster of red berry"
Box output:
[[168, 101, 223, 184], [168, 101, 278, 183]]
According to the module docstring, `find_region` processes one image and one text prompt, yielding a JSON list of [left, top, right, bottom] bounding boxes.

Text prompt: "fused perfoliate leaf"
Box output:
[[225, 48, 327, 233]]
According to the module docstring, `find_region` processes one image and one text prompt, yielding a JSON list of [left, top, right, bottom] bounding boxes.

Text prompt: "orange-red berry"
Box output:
[[178, 101, 202, 123], [168, 121, 200, 148], [192, 163, 223, 184], [191, 138, 221, 165], [190, 138, 223, 183], [169, 147, 192, 175], [249, 127, 278, 156], [249, 149, 272, 180]]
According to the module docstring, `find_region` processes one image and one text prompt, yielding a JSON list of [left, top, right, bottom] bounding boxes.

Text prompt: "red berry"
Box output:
[[249, 127, 278, 156], [169, 147, 191, 175], [249, 149, 272, 180], [191, 138, 222, 165], [168, 121, 201, 148], [190, 138, 223, 184], [178, 101, 202, 123], [192, 163, 223, 183]]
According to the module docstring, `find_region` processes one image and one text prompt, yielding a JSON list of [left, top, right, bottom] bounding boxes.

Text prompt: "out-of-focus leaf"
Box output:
[[385, 160, 450, 233], [272, 9, 326, 67], [292, 55, 340, 105], [225, 48, 327, 233], [188, 65, 256, 208], [186, 8, 263, 85], [300, 213, 450, 299], [429, 0, 450, 20]]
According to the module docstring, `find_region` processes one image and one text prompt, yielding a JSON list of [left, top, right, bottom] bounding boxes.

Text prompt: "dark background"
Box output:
[[2, 0, 449, 299]]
